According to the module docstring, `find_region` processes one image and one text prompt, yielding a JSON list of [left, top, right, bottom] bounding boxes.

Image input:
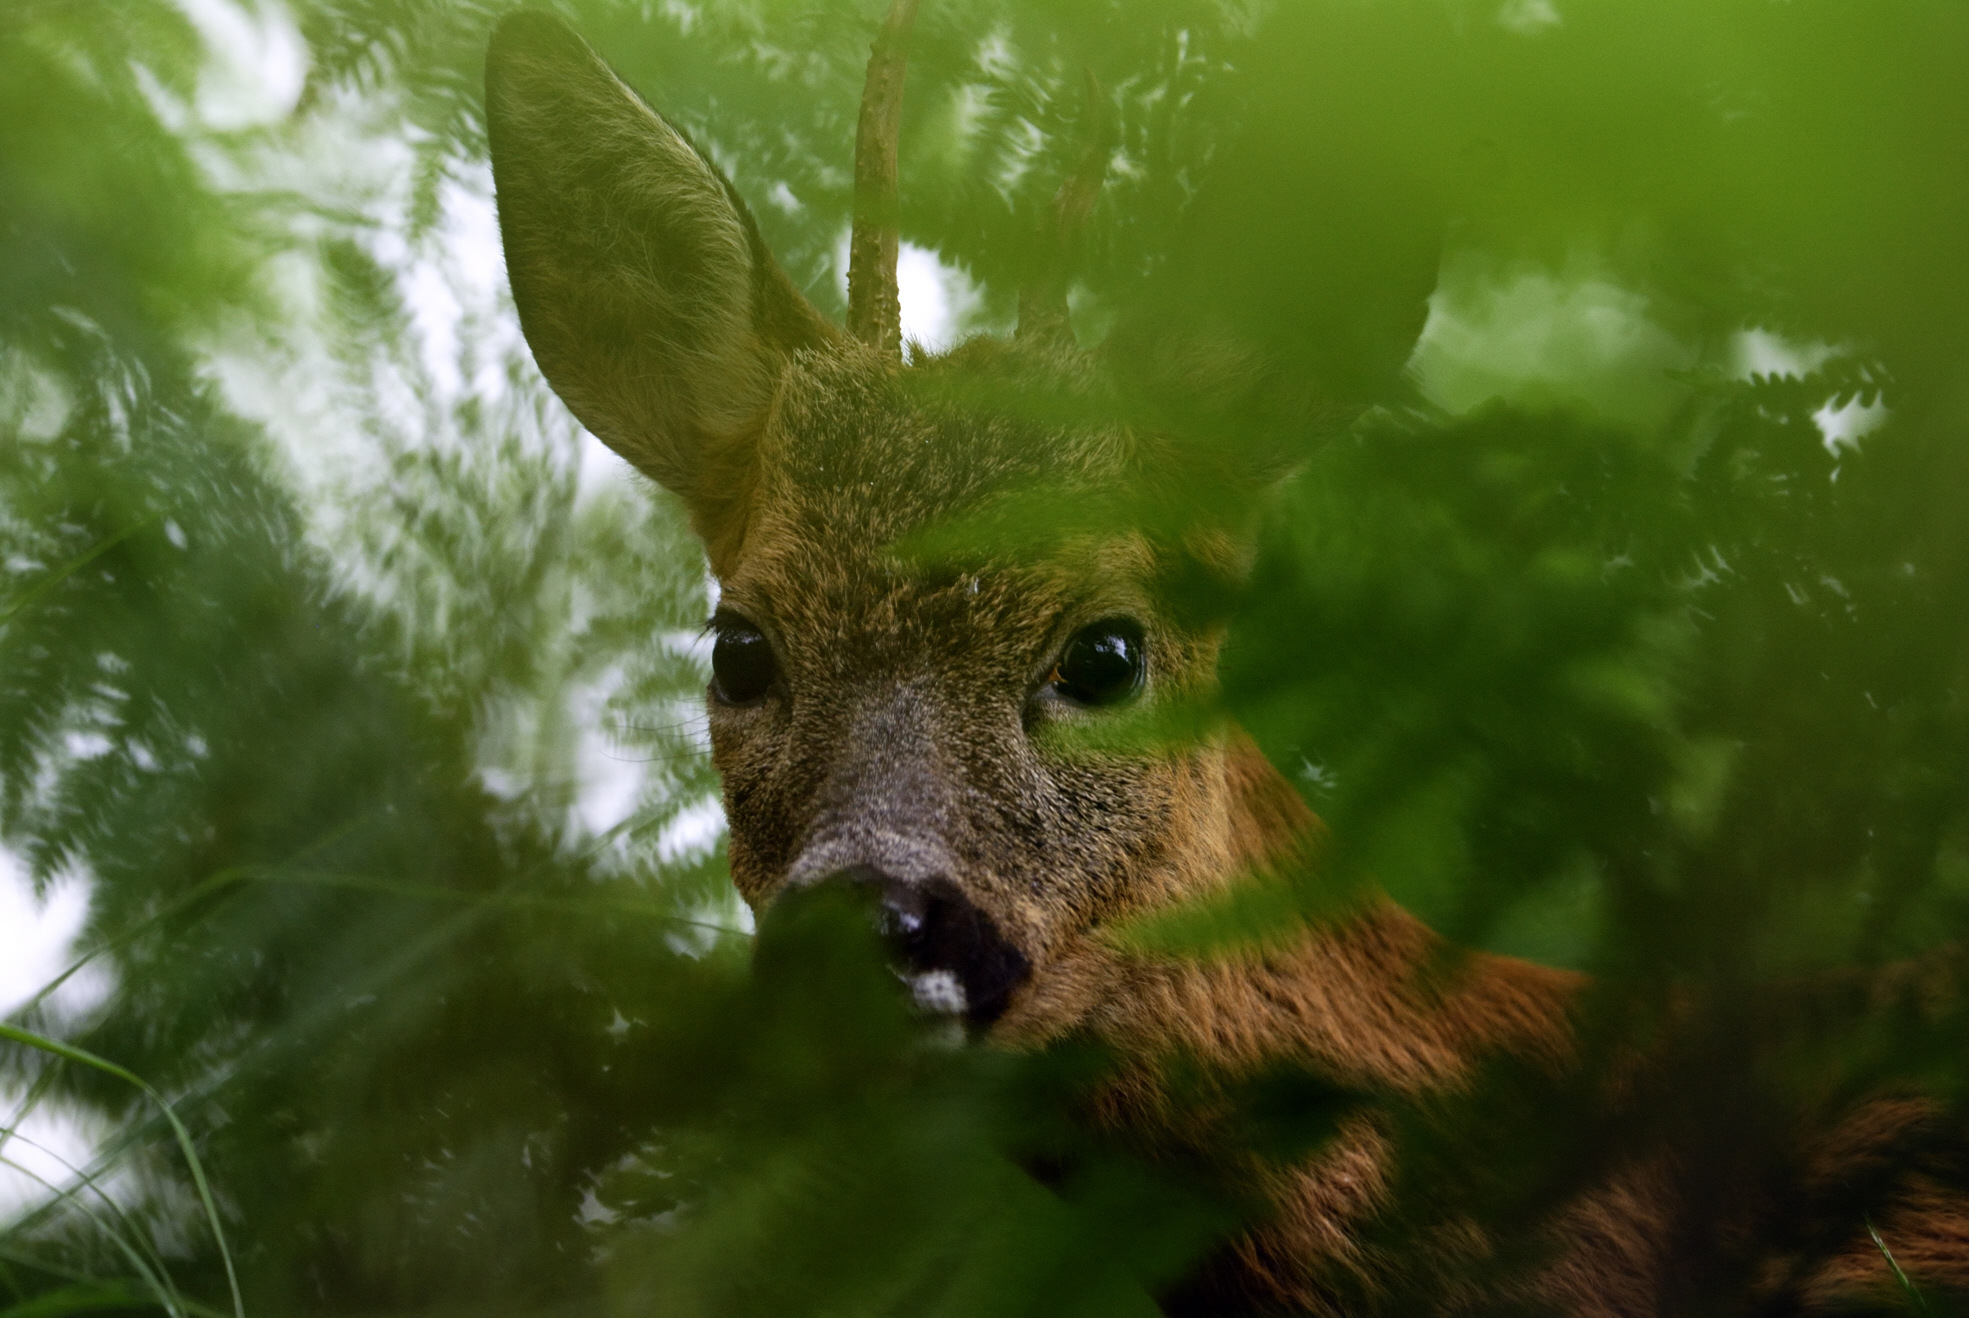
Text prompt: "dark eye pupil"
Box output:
[[711, 624, 776, 703], [1054, 620, 1145, 706]]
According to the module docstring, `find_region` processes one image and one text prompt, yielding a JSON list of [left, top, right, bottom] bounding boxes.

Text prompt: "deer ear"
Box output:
[[485, 11, 834, 565]]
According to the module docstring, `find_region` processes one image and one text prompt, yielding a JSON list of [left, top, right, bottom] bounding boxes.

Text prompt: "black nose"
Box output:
[[833, 867, 1030, 1026]]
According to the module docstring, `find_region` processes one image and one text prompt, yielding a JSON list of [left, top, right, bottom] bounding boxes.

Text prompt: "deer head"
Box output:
[[486, 10, 1298, 1036]]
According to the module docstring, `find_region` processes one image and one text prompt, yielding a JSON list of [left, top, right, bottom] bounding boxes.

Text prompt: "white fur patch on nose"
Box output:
[[906, 968, 968, 1016]]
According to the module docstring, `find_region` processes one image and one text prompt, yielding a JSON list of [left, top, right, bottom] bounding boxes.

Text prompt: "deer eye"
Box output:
[[711, 615, 777, 704], [1051, 619, 1146, 707]]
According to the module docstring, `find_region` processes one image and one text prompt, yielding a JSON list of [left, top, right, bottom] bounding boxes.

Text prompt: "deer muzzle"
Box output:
[[831, 865, 1030, 1026]]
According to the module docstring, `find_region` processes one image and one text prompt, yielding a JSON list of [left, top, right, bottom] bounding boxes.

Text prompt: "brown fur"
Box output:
[[485, 13, 1966, 1313]]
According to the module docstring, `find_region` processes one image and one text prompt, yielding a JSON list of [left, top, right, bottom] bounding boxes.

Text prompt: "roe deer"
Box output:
[[483, 10, 1968, 1313]]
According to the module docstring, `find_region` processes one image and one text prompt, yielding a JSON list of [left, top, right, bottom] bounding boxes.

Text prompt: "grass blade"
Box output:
[[0, 1028, 241, 1318], [1867, 1215, 1930, 1316]]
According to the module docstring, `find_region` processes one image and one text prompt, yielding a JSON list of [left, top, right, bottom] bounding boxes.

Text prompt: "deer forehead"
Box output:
[[758, 350, 1139, 519], [719, 520, 1162, 677], [720, 358, 1168, 673]]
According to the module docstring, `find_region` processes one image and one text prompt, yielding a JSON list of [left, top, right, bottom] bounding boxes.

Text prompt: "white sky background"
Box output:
[[0, 846, 117, 1222], [0, 850, 92, 1021], [1409, 266, 1889, 452]]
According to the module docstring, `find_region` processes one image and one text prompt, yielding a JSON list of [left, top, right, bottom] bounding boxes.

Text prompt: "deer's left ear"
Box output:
[[485, 10, 835, 568]]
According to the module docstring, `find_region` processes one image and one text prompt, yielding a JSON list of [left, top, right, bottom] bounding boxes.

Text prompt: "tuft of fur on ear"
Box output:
[[485, 10, 834, 566]]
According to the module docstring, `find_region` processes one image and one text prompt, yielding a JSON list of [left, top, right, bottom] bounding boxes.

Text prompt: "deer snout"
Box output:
[[832, 866, 1030, 1026]]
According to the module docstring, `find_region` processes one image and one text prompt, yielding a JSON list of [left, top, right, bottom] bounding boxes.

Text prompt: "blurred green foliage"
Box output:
[[2, 0, 1966, 1314]]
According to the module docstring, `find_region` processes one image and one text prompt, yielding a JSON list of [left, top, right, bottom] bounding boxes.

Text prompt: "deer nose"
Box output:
[[833, 866, 1030, 1026]]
